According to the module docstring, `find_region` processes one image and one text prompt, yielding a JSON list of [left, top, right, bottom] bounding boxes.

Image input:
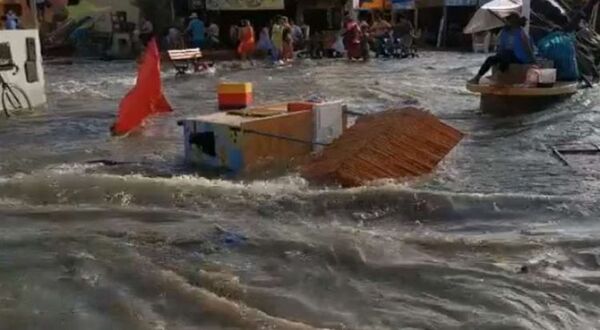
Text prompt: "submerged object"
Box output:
[[301, 107, 464, 187], [112, 39, 172, 135], [467, 64, 578, 115]]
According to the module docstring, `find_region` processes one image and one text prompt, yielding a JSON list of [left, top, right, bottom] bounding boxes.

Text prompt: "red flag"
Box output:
[[111, 39, 172, 136]]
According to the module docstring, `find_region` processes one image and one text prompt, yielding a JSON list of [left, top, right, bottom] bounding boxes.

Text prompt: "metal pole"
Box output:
[[414, 7, 419, 28], [591, 3, 599, 32], [522, 0, 530, 34], [437, 6, 447, 48], [170, 0, 176, 22]]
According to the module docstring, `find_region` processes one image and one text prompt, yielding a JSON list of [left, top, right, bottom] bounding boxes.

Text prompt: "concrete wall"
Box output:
[[0, 29, 46, 109]]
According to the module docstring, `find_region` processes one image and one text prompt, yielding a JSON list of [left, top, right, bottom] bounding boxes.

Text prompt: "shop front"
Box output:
[[296, 0, 347, 31], [204, 0, 293, 31]]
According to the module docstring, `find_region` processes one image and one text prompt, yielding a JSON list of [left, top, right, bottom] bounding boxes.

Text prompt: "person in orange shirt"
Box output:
[[237, 19, 256, 62]]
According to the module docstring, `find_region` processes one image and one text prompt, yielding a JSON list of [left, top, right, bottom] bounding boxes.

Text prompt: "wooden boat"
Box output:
[[466, 65, 578, 115]]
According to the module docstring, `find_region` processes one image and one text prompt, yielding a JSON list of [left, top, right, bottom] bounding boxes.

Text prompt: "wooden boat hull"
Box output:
[[467, 78, 578, 116]]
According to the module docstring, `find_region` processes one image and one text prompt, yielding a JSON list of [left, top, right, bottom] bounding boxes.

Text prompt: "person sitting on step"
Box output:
[[469, 13, 535, 84]]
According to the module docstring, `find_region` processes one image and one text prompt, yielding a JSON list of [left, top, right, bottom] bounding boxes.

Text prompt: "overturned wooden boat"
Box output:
[[301, 108, 464, 187], [467, 65, 578, 115]]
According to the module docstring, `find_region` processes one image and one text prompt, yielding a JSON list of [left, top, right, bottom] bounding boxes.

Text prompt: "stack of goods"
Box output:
[[218, 82, 253, 110]]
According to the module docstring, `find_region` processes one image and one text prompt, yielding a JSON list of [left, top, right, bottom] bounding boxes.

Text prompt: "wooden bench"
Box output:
[[167, 48, 203, 75]]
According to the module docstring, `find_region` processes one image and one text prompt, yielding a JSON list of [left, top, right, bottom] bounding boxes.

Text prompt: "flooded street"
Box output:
[[2, 52, 600, 329]]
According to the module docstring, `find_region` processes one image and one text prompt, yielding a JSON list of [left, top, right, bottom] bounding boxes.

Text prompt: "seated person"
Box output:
[[469, 13, 535, 84]]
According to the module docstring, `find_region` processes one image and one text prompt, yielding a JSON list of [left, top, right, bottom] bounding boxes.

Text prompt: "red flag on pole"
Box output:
[[111, 38, 172, 136]]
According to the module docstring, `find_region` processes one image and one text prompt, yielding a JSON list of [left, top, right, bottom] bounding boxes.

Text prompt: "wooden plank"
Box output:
[[241, 111, 314, 173], [228, 108, 286, 117], [218, 83, 253, 94]]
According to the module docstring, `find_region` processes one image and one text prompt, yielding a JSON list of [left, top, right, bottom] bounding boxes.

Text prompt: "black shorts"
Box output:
[[36, 2, 46, 13]]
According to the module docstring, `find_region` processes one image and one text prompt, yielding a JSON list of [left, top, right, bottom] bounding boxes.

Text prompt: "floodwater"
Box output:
[[1, 52, 600, 329]]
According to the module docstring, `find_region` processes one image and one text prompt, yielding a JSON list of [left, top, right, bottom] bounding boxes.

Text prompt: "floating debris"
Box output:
[[302, 107, 464, 187]]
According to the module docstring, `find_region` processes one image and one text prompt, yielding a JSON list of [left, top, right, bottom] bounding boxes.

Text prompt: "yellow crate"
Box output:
[[218, 82, 253, 95]]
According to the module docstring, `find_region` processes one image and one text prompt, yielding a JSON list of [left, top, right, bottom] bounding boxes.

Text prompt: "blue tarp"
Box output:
[[537, 32, 579, 81]]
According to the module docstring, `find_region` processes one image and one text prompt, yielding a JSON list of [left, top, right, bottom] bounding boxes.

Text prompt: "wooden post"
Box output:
[[414, 7, 419, 28], [170, 0, 176, 22], [591, 3, 599, 32]]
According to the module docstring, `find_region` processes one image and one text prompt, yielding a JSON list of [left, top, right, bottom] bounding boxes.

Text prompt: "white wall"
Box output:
[[0, 29, 46, 109]]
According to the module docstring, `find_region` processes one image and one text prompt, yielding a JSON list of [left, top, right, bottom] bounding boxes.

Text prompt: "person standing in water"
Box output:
[[343, 16, 363, 60], [370, 13, 392, 55], [469, 13, 535, 84], [139, 17, 154, 46], [271, 16, 284, 64], [3, 10, 19, 30], [206, 21, 220, 48], [281, 16, 294, 62], [256, 25, 273, 58], [186, 13, 206, 49], [237, 19, 255, 62]]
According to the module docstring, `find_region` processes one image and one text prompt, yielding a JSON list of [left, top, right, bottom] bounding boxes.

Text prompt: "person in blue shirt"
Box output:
[[469, 13, 535, 84], [186, 13, 206, 49], [4, 11, 19, 30]]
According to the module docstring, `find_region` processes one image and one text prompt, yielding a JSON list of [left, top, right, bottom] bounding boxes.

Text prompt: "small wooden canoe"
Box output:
[[467, 77, 578, 115]]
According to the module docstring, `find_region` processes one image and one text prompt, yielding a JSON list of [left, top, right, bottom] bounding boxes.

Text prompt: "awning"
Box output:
[[355, 0, 481, 9], [445, 0, 478, 6], [205, 0, 285, 10], [463, 0, 521, 33]]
